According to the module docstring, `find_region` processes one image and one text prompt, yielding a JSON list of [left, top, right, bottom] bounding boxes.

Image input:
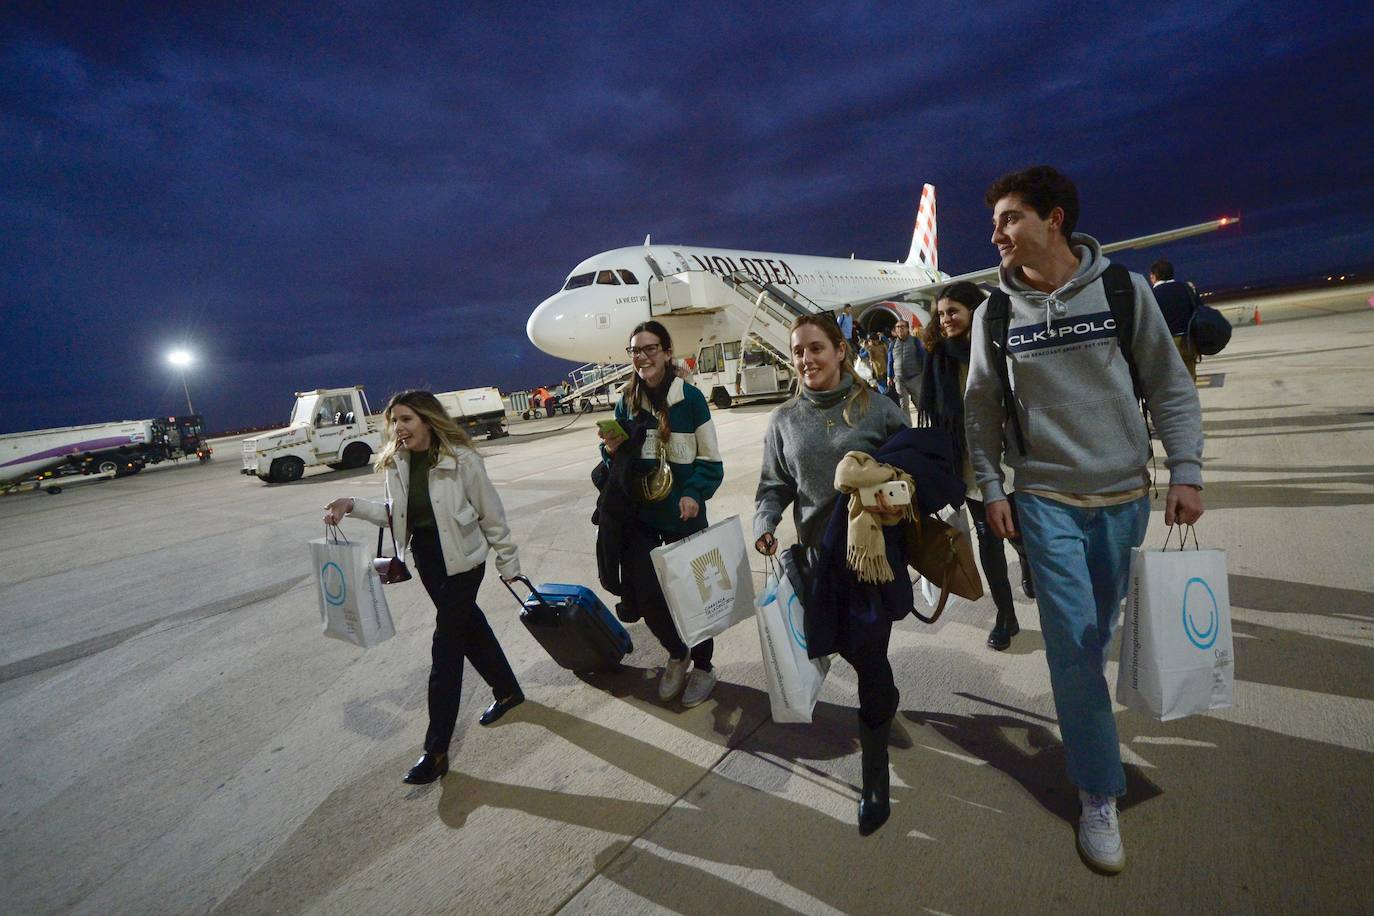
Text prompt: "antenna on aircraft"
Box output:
[[644, 234, 652, 246]]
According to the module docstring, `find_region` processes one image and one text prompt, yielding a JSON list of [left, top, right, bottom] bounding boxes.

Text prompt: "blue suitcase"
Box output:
[[503, 576, 632, 672]]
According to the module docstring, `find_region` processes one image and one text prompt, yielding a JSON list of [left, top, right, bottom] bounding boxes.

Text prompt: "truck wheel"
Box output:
[[710, 388, 733, 409], [97, 458, 120, 475], [272, 456, 306, 482], [340, 442, 372, 469]]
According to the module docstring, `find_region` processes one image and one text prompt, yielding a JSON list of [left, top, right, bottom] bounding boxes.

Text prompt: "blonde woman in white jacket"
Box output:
[[324, 390, 524, 785]]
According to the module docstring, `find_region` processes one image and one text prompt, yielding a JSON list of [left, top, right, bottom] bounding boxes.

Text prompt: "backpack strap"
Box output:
[[1101, 264, 1144, 404], [984, 290, 1028, 456]]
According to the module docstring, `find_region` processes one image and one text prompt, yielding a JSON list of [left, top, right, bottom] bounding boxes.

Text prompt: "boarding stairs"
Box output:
[[646, 266, 833, 370], [563, 361, 634, 408]]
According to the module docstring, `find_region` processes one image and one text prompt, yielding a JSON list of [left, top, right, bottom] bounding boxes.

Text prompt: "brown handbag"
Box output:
[[907, 514, 983, 624], [373, 504, 413, 584]]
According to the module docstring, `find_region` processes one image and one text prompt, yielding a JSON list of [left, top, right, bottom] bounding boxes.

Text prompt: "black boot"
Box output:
[[1021, 566, 1036, 600], [857, 718, 892, 836], [987, 610, 1021, 651]]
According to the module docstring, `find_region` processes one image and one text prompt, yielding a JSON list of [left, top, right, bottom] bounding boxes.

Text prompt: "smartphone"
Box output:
[[597, 418, 628, 440], [859, 480, 911, 507]]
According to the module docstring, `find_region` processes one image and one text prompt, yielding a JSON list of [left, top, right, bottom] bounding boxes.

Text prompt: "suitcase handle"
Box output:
[[502, 575, 551, 609]]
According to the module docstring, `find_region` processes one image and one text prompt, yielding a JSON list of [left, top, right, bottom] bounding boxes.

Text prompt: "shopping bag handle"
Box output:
[[1161, 524, 1200, 551], [324, 523, 349, 544]]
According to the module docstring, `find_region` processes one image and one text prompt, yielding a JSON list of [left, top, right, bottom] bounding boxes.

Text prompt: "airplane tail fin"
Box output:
[[904, 183, 938, 272]]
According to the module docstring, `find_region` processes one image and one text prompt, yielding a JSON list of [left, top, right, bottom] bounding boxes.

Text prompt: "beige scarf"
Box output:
[[834, 452, 917, 583]]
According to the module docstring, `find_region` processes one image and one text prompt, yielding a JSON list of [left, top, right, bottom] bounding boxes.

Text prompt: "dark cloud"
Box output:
[[2, 1, 1372, 433]]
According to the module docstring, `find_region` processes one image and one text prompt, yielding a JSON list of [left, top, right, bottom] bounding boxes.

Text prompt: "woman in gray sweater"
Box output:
[[753, 313, 909, 836]]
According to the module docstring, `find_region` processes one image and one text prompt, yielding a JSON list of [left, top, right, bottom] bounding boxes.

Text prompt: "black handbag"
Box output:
[[373, 505, 412, 584]]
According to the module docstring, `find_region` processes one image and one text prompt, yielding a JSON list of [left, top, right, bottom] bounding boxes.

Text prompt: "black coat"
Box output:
[[1150, 279, 1198, 337], [803, 427, 966, 659], [591, 418, 650, 595]]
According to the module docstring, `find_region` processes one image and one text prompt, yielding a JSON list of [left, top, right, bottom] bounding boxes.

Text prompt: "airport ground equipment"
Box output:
[[433, 387, 509, 439], [241, 387, 380, 483], [503, 577, 632, 673], [1, 415, 212, 492]]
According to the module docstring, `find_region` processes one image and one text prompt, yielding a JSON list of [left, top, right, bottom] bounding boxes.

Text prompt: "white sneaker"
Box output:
[[680, 668, 718, 707], [658, 658, 689, 701], [1077, 790, 1125, 874]]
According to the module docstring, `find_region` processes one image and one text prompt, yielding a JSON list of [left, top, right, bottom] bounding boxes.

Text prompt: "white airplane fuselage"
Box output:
[[527, 244, 943, 365]]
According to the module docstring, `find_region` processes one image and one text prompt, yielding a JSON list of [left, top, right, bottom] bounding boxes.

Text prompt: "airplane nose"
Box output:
[[527, 293, 582, 361]]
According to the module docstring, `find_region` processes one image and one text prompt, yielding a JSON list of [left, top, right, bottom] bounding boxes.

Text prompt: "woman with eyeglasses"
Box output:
[[598, 320, 725, 708], [323, 390, 524, 785]]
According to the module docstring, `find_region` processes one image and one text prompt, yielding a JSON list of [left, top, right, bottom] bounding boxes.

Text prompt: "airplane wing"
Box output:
[[1099, 217, 1238, 254], [848, 216, 1239, 309]]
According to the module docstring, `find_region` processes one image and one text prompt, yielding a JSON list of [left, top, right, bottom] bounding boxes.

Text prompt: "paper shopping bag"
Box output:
[[650, 515, 756, 647], [755, 555, 829, 723], [311, 529, 396, 649], [1116, 544, 1233, 720]]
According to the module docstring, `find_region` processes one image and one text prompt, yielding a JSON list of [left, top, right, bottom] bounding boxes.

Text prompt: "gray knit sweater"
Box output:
[[754, 387, 909, 551]]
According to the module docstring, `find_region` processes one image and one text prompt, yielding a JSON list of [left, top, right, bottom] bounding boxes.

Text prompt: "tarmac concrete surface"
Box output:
[[2, 286, 1372, 915]]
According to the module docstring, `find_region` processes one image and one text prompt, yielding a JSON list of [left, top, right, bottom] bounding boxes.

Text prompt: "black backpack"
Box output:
[[984, 264, 1144, 456]]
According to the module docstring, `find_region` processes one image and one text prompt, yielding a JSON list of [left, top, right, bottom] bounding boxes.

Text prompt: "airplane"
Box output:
[[526, 185, 1238, 405]]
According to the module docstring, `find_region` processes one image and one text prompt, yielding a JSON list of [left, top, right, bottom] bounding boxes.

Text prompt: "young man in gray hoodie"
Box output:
[[964, 166, 1205, 874]]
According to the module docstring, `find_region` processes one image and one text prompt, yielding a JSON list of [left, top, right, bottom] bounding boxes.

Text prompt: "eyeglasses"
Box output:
[[625, 344, 663, 357]]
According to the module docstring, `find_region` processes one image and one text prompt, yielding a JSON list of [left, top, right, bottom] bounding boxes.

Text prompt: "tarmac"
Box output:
[[2, 283, 1372, 915]]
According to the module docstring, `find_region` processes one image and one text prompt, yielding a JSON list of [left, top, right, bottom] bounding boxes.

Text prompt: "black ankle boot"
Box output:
[[987, 611, 1021, 651], [1021, 567, 1036, 600], [857, 718, 892, 836]]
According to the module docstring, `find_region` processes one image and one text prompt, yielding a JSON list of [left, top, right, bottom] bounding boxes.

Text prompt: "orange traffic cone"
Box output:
[[1253, 306, 1262, 325]]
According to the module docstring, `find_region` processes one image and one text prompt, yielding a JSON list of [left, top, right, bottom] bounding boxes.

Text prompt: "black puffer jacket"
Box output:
[[591, 418, 651, 595]]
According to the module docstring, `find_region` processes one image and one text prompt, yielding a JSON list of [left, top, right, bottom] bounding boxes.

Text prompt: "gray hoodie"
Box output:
[[964, 234, 1204, 502]]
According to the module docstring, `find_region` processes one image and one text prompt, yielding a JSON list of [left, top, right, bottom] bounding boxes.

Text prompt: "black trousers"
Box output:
[[966, 497, 1019, 621], [838, 601, 899, 729], [410, 527, 520, 754], [621, 520, 714, 670]]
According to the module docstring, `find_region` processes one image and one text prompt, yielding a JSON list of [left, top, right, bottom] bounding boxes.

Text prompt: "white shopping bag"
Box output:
[[1116, 541, 1233, 720], [310, 528, 396, 649], [755, 555, 830, 723], [651, 515, 756, 647]]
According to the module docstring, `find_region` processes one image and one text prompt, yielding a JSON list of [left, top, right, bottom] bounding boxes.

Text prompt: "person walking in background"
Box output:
[[598, 320, 725, 708], [917, 280, 1033, 651], [966, 165, 1204, 873], [837, 304, 857, 349], [754, 314, 914, 837], [323, 390, 525, 785], [1149, 258, 1201, 381], [886, 319, 924, 413], [867, 332, 889, 393]]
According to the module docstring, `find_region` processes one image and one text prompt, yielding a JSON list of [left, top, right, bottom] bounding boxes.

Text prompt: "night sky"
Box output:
[[3, 2, 1371, 435]]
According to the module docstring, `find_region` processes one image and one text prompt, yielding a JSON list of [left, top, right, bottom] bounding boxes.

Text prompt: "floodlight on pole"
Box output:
[[167, 350, 195, 414]]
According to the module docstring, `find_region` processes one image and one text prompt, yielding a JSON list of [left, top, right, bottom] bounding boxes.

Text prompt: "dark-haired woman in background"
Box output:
[[323, 390, 525, 785], [599, 320, 725, 708], [917, 282, 1033, 650]]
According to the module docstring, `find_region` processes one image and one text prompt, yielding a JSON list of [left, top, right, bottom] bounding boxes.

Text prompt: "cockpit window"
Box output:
[[596, 270, 620, 285], [617, 269, 639, 285], [564, 272, 594, 290]]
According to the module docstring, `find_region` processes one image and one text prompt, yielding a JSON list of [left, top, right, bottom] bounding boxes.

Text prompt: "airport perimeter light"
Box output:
[[167, 350, 195, 415]]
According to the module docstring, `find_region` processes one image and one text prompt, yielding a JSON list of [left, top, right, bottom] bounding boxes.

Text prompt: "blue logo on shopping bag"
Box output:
[[320, 561, 346, 607], [784, 591, 807, 651], [1182, 576, 1218, 649]]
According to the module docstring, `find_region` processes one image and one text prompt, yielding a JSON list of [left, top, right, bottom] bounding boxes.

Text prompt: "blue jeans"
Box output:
[[1016, 493, 1150, 797]]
